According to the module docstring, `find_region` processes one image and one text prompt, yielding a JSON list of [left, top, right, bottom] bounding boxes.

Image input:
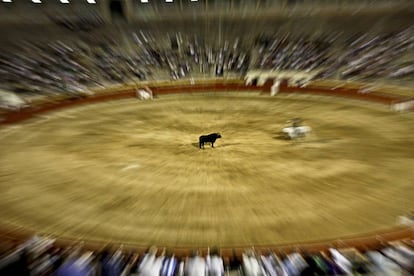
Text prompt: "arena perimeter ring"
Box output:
[[0, 80, 413, 254]]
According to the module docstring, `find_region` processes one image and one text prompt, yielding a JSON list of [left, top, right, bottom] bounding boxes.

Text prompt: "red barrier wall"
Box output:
[[1, 81, 412, 125], [278, 82, 412, 105], [0, 82, 264, 125]]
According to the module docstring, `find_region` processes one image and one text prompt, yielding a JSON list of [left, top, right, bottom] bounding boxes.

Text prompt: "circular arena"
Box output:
[[1, 80, 414, 249], [1, 0, 414, 274]]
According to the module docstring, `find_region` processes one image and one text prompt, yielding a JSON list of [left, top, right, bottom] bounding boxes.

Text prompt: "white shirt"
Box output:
[[139, 253, 165, 276], [185, 256, 206, 276], [242, 254, 263, 276], [206, 255, 224, 276]]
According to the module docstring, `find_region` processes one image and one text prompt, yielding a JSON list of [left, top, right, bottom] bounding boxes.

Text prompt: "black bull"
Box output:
[[199, 133, 222, 149]]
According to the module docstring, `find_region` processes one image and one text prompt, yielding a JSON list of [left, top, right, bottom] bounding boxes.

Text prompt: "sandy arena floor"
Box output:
[[0, 93, 413, 247]]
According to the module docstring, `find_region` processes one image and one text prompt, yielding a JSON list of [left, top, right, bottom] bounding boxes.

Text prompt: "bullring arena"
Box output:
[[2, 1, 414, 274], [1, 79, 414, 256]]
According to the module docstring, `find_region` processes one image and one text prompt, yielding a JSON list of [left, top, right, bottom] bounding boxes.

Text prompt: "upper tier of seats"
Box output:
[[0, 26, 413, 100]]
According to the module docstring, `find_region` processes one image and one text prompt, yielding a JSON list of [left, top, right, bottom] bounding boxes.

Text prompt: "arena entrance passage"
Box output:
[[109, 0, 125, 21]]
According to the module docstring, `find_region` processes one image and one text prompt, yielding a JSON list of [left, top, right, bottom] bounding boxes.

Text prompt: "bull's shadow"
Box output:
[[191, 142, 218, 149], [191, 142, 241, 148]]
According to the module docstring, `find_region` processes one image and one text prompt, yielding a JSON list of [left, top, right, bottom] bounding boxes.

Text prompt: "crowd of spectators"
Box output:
[[0, 235, 413, 275], [254, 28, 414, 82], [0, 26, 413, 102], [0, 29, 250, 99], [0, 35, 148, 97], [254, 33, 335, 73]]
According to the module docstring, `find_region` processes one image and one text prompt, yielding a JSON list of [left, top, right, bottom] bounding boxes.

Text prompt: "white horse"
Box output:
[[282, 126, 312, 139]]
